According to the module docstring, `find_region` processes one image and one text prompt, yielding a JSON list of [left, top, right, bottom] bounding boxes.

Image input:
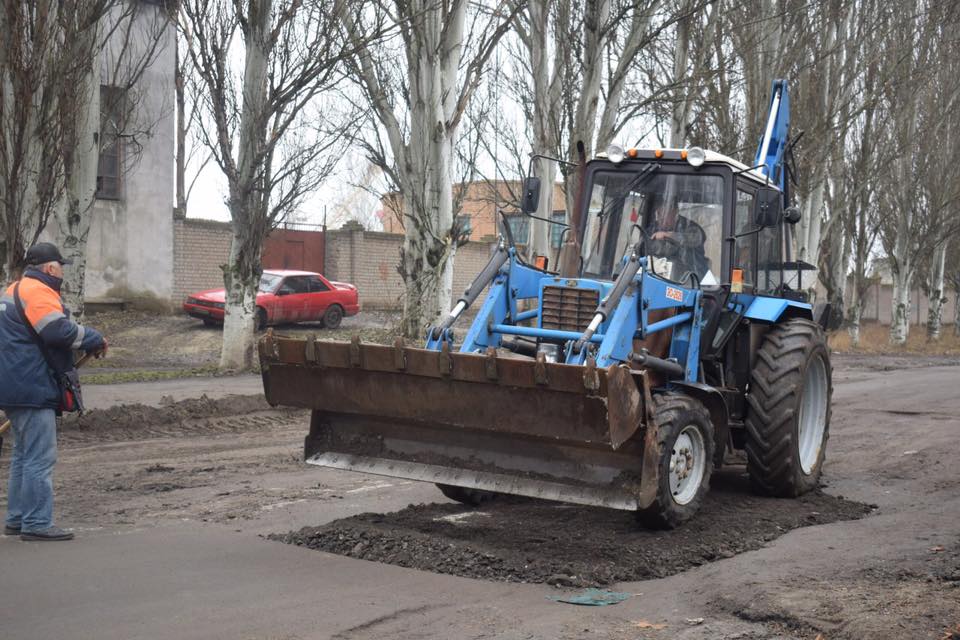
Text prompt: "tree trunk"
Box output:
[[955, 288, 960, 337], [175, 41, 186, 215], [669, 9, 691, 147], [526, 157, 557, 262], [926, 242, 947, 341], [219, 226, 261, 370], [220, 0, 271, 371], [58, 61, 100, 318], [889, 267, 911, 345]]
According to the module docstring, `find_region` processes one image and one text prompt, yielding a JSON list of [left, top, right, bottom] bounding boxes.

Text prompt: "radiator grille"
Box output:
[[540, 286, 599, 333]]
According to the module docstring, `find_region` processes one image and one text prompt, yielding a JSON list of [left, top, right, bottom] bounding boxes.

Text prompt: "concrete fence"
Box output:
[[172, 219, 494, 310]]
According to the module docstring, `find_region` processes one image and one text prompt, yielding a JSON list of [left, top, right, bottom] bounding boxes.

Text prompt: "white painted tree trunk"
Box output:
[[926, 242, 947, 341], [955, 288, 960, 337], [220, 0, 271, 371], [846, 283, 862, 347], [219, 234, 259, 370], [889, 270, 911, 345]]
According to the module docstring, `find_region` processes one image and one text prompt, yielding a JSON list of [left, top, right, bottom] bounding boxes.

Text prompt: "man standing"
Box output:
[[0, 242, 106, 541]]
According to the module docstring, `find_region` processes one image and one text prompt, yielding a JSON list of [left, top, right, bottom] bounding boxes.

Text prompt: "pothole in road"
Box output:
[[270, 472, 874, 586]]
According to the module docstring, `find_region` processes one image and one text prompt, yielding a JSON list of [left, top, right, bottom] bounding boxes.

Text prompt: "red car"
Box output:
[[183, 270, 360, 330]]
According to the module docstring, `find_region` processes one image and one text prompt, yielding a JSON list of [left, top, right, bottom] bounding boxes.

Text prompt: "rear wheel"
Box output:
[[745, 318, 832, 497], [636, 394, 715, 529], [436, 484, 498, 507], [323, 304, 343, 329]]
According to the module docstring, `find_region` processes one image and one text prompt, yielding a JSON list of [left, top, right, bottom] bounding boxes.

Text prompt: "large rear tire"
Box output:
[[436, 484, 498, 507], [636, 393, 715, 529], [745, 318, 832, 497]]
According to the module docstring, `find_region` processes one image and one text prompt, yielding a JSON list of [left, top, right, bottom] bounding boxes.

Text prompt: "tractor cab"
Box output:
[[569, 146, 797, 299]]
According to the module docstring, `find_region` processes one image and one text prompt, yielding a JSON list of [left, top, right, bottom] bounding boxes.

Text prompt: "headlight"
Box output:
[[686, 146, 706, 167], [606, 144, 625, 164], [537, 343, 560, 363]]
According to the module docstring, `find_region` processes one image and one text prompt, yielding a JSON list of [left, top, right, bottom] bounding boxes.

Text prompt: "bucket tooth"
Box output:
[[534, 352, 549, 385], [392, 338, 407, 370], [484, 347, 498, 380]]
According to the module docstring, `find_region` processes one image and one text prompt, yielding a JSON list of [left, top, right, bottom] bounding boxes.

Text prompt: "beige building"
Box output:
[[380, 180, 567, 245]]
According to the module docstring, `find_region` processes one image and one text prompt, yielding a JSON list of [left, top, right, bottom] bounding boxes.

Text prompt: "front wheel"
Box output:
[[256, 307, 268, 331], [745, 318, 832, 497], [636, 394, 715, 529]]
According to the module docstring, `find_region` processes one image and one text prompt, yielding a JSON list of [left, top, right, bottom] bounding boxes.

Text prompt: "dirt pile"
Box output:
[[59, 394, 302, 444], [272, 473, 874, 586]]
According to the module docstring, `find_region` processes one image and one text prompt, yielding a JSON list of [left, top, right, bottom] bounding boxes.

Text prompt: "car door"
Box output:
[[276, 276, 312, 323], [307, 275, 332, 320]]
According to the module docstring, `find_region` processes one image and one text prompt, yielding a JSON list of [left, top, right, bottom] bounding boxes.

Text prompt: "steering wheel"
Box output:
[[632, 224, 681, 258]]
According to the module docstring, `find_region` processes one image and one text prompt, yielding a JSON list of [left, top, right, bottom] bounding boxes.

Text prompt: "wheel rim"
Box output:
[[669, 424, 707, 505], [797, 353, 829, 474], [328, 308, 342, 325]]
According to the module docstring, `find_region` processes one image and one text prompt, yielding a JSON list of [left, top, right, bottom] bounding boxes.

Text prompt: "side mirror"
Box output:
[[520, 176, 541, 214], [276, 287, 291, 296], [783, 206, 801, 224], [753, 186, 783, 227]]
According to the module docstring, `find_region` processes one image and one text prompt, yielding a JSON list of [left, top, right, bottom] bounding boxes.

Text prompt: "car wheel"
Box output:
[[323, 305, 343, 329], [256, 307, 268, 331], [202, 319, 219, 328]]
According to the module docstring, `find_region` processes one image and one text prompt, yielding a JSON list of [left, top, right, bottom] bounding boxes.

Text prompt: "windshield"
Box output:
[[259, 274, 282, 292], [581, 169, 725, 284]]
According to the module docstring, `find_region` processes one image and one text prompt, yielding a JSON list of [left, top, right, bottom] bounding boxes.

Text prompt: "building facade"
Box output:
[[84, 2, 176, 305]]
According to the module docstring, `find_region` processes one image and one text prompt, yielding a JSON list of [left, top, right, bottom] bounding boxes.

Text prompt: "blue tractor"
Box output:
[[260, 80, 832, 527]]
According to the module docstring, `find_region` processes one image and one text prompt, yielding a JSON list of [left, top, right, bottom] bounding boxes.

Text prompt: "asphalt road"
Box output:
[[1, 359, 959, 639]]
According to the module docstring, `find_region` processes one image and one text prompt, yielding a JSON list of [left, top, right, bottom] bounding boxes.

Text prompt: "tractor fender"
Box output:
[[668, 381, 729, 466]]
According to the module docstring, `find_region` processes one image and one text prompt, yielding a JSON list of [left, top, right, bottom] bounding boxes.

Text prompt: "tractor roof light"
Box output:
[[686, 146, 706, 167], [607, 144, 625, 164]]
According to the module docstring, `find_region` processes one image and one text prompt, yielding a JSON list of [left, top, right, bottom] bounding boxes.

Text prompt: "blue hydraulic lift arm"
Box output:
[[753, 79, 790, 191]]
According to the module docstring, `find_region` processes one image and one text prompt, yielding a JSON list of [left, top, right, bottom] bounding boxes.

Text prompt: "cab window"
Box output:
[[733, 187, 756, 288]]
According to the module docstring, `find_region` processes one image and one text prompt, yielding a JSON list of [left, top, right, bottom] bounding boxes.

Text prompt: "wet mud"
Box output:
[[272, 472, 874, 586]]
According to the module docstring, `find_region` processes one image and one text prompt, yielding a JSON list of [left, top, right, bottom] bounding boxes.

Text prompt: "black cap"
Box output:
[[25, 242, 72, 266]]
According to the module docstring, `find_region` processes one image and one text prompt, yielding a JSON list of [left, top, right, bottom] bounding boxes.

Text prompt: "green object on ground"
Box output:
[[548, 588, 631, 606]]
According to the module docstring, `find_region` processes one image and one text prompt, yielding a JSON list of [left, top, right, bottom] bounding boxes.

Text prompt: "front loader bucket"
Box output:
[[259, 333, 661, 511]]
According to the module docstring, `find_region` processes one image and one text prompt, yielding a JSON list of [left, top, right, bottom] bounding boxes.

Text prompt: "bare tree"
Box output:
[[876, 1, 960, 345], [180, 0, 364, 370], [344, 0, 520, 338]]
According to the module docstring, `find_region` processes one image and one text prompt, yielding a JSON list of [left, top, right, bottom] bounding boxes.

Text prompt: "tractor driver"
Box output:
[[645, 199, 710, 283]]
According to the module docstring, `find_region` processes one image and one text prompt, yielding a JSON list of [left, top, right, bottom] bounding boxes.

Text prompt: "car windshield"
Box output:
[[581, 170, 725, 285], [259, 274, 282, 292]]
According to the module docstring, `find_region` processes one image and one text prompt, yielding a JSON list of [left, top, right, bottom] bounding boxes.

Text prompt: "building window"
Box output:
[[97, 86, 127, 200], [549, 211, 567, 248], [506, 214, 529, 244], [456, 214, 472, 239]]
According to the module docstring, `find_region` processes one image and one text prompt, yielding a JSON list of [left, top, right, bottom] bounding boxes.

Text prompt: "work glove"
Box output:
[[93, 338, 108, 359]]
